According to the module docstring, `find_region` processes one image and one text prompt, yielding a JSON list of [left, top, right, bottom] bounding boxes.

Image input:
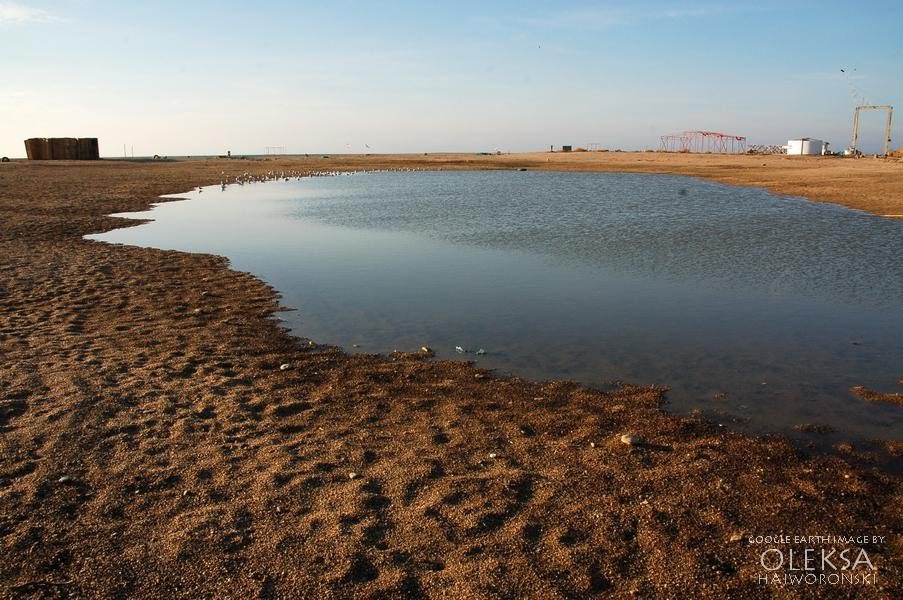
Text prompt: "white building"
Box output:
[[785, 138, 825, 155]]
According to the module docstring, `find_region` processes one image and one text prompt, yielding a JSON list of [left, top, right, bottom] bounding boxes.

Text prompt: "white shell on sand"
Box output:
[[620, 434, 641, 446], [279, 363, 291, 371]]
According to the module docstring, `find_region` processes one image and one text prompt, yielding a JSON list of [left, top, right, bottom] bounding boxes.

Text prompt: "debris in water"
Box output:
[[476, 348, 486, 355], [455, 346, 466, 354]]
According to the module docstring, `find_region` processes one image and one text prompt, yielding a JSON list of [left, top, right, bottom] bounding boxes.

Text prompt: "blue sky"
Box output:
[[1, 1, 901, 156]]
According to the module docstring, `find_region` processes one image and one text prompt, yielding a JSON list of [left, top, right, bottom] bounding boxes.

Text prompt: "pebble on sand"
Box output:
[[279, 363, 291, 371], [348, 472, 359, 480], [57, 475, 72, 484], [620, 434, 641, 446]]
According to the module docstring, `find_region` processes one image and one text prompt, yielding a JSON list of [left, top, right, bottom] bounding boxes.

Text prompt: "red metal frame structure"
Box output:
[[659, 130, 747, 153]]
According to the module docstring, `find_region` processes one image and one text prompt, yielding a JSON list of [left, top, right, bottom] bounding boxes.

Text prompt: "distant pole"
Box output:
[[851, 107, 860, 152], [123, 144, 126, 158]]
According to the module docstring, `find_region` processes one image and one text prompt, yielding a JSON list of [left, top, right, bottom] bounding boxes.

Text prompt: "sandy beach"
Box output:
[[1, 153, 901, 598]]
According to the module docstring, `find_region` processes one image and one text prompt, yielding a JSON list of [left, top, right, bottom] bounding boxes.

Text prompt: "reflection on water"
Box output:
[[89, 171, 903, 443]]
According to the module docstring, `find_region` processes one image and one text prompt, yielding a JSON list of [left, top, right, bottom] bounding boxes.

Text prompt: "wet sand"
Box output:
[[1, 155, 901, 598]]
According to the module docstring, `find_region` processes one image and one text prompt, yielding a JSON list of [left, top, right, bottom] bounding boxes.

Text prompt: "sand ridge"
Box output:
[[0, 156, 901, 598]]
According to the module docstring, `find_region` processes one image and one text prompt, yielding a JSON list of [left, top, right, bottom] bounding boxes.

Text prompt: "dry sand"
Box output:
[[1, 155, 901, 598]]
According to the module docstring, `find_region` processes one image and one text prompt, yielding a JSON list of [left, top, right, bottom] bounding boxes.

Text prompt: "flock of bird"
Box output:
[[203, 167, 426, 192]]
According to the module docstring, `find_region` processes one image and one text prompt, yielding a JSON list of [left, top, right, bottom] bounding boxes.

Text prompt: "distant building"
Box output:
[[785, 138, 824, 156], [24, 138, 99, 160], [561, 145, 572, 152]]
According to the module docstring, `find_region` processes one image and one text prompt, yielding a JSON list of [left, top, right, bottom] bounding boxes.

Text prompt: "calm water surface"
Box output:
[[89, 171, 903, 443]]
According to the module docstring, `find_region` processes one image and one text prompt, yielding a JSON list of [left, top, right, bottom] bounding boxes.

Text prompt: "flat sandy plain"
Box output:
[[0, 153, 901, 598]]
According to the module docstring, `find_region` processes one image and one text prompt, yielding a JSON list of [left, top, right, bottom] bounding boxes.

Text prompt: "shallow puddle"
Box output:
[[89, 170, 903, 445]]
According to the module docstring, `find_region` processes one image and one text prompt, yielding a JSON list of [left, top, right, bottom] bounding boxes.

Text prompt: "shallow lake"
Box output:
[[89, 170, 903, 444]]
